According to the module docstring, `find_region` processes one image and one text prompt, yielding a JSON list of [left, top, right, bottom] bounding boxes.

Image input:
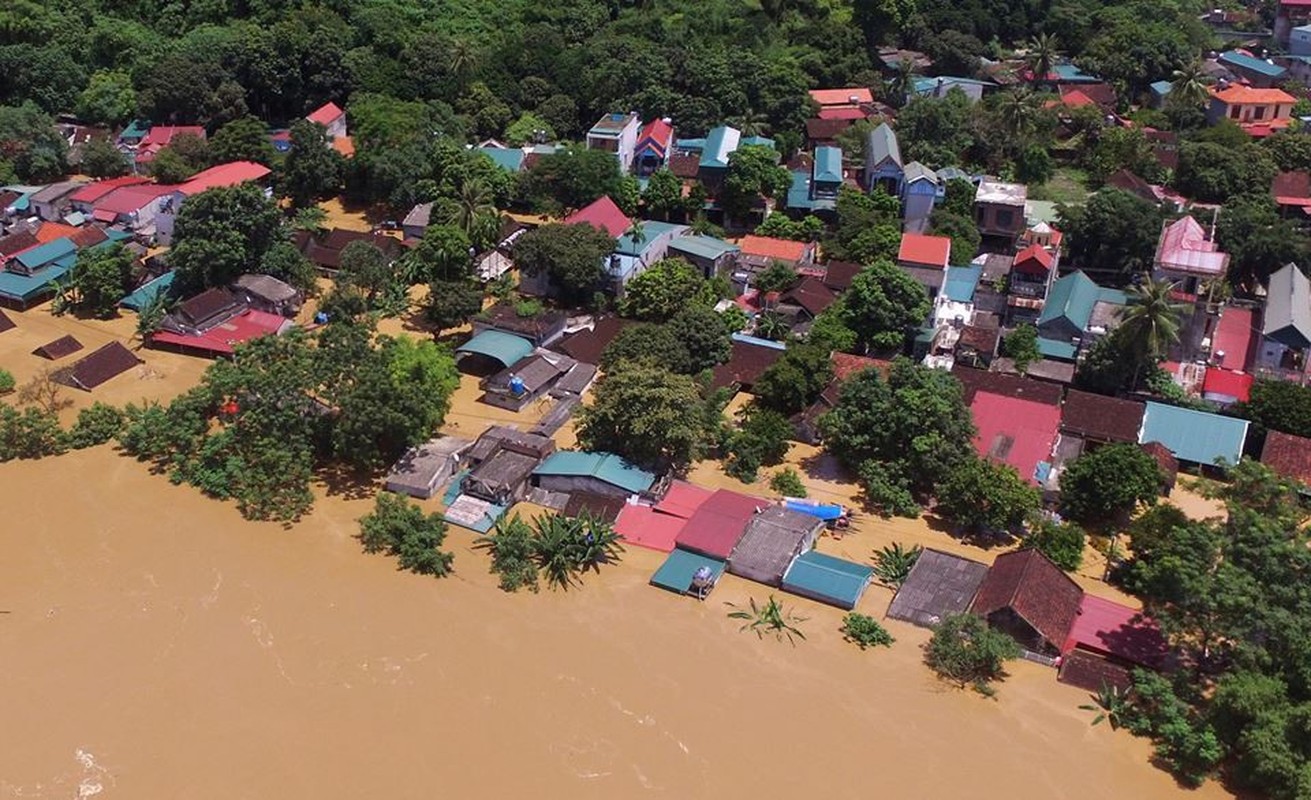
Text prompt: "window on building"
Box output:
[[996, 209, 1014, 229], [1253, 106, 1266, 120], [1230, 106, 1241, 119]]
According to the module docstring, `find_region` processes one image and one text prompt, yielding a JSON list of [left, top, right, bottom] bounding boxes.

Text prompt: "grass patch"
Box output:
[[1028, 166, 1091, 205]]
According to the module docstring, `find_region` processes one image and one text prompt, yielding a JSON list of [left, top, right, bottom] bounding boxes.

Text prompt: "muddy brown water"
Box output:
[[0, 446, 1234, 799]]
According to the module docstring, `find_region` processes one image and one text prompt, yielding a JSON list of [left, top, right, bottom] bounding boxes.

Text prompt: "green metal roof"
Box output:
[[700, 126, 742, 169], [1038, 270, 1099, 330], [782, 550, 874, 610], [1036, 336, 1077, 361], [533, 450, 656, 494], [943, 265, 982, 303], [0, 262, 72, 301], [669, 234, 739, 261], [456, 329, 534, 368], [120, 270, 176, 311], [477, 147, 526, 172], [615, 221, 684, 256], [1140, 401, 1249, 466], [813, 146, 843, 184], [16, 237, 76, 271], [650, 548, 726, 595], [120, 119, 151, 140]]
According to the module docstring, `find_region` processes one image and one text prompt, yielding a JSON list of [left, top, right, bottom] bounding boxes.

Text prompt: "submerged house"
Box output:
[[385, 436, 474, 499], [726, 507, 824, 586], [970, 549, 1083, 659], [532, 451, 656, 499], [480, 349, 579, 411], [886, 548, 989, 628], [462, 426, 556, 506]]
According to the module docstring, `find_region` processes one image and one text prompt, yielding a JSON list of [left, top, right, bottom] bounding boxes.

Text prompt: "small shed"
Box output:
[[456, 329, 535, 374], [481, 350, 576, 411], [886, 548, 989, 628], [782, 551, 875, 609], [533, 451, 656, 498], [650, 548, 726, 599], [54, 341, 142, 391], [462, 428, 555, 505], [384, 436, 473, 499], [970, 548, 1084, 659], [232, 273, 302, 317], [34, 334, 83, 360], [727, 507, 824, 586]]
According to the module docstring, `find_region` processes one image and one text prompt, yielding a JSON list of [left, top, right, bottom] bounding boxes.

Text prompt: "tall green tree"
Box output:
[[209, 116, 276, 166], [576, 361, 713, 471], [511, 223, 616, 304], [76, 69, 137, 126], [359, 492, 455, 578], [1060, 443, 1163, 527], [171, 183, 283, 294], [719, 144, 791, 221], [279, 118, 344, 208], [619, 258, 712, 321], [934, 455, 1040, 534], [64, 244, 134, 319], [843, 260, 931, 353], [1118, 278, 1185, 383]]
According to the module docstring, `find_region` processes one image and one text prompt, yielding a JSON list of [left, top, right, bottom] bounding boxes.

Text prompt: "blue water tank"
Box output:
[[509, 375, 526, 395], [314, 311, 329, 324]]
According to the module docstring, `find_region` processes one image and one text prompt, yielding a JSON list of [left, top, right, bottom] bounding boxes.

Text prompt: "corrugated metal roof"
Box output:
[[1263, 263, 1311, 348], [700, 126, 742, 169], [533, 451, 656, 494], [1219, 50, 1287, 78], [668, 234, 739, 261], [615, 220, 685, 256], [119, 270, 176, 311], [478, 147, 526, 172], [886, 548, 988, 627], [15, 237, 76, 270], [813, 146, 843, 183], [1037, 270, 1099, 330], [781, 551, 873, 610], [942, 265, 982, 303], [866, 122, 901, 168], [1037, 337, 1077, 360], [650, 548, 725, 595], [456, 329, 535, 368], [1140, 401, 1249, 466]]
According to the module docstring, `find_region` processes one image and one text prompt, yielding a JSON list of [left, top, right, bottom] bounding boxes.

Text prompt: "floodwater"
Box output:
[[0, 447, 1234, 800]]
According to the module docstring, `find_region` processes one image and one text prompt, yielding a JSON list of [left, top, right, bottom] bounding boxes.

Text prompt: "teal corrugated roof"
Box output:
[[533, 450, 656, 494], [782, 550, 873, 609], [615, 220, 684, 256], [1140, 401, 1249, 466], [674, 137, 706, 152], [456, 329, 534, 368], [813, 146, 843, 184], [1219, 51, 1286, 78], [741, 136, 775, 149], [1053, 64, 1098, 82], [669, 234, 739, 261], [104, 229, 133, 243], [16, 237, 76, 271], [120, 270, 176, 311], [1036, 337, 1077, 360], [700, 126, 741, 169], [0, 262, 73, 301], [787, 170, 820, 210], [1038, 270, 1099, 330], [478, 147, 525, 172], [651, 548, 726, 595], [120, 119, 151, 140], [1097, 287, 1128, 306], [943, 265, 982, 303], [1150, 80, 1174, 96]]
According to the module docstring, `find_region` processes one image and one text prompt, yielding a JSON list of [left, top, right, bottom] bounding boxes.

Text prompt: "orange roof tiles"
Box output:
[[897, 232, 951, 268], [34, 222, 80, 244], [737, 235, 807, 262], [1208, 85, 1297, 105], [809, 88, 874, 107]]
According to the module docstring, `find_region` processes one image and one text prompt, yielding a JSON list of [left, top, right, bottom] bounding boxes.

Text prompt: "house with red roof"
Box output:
[[1058, 594, 1170, 692], [1152, 215, 1229, 293], [1206, 84, 1296, 137], [673, 488, 767, 560], [563, 195, 631, 239], [135, 125, 206, 165], [1009, 242, 1056, 306], [154, 162, 274, 245], [1272, 171, 1311, 218], [90, 183, 177, 230], [896, 232, 952, 295], [1261, 430, 1311, 486], [306, 101, 347, 139], [633, 118, 675, 177], [68, 176, 151, 213], [736, 234, 815, 270], [808, 87, 878, 121]]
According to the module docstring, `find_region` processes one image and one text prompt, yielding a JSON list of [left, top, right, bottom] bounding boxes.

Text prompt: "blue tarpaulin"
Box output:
[[784, 499, 844, 522]]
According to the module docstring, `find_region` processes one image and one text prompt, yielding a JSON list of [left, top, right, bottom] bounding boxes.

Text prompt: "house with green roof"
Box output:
[[667, 234, 739, 278], [12, 237, 77, 276], [1036, 270, 1126, 344], [1140, 401, 1249, 467], [477, 146, 526, 173], [612, 220, 690, 291], [786, 145, 844, 213], [532, 450, 657, 498]]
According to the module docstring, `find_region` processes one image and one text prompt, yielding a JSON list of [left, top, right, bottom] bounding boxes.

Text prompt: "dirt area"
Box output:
[[0, 446, 1235, 800], [0, 304, 209, 425]]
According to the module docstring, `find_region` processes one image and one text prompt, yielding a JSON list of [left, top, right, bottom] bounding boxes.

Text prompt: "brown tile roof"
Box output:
[[563, 492, 628, 523], [805, 118, 853, 141], [952, 365, 1064, 406], [555, 316, 632, 365], [1058, 649, 1135, 693], [822, 260, 862, 291], [668, 152, 701, 179], [710, 340, 784, 391], [70, 226, 109, 248], [34, 335, 83, 360], [830, 352, 890, 382], [1072, 82, 1118, 110], [1273, 171, 1311, 203], [1060, 389, 1146, 443], [970, 549, 1083, 650], [1106, 169, 1160, 206], [782, 276, 838, 317], [1261, 430, 1311, 484], [0, 308, 14, 332], [956, 325, 999, 356], [55, 341, 142, 391], [1140, 441, 1179, 488], [0, 229, 39, 259]]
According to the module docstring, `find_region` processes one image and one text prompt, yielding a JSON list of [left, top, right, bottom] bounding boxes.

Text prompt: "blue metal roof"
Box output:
[[456, 329, 534, 368], [782, 550, 874, 610], [120, 270, 176, 311], [650, 548, 726, 595], [673, 137, 706, 152], [614, 220, 684, 256], [787, 170, 826, 211], [813, 146, 843, 184], [15, 237, 77, 271], [668, 234, 739, 262], [730, 332, 787, 350], [1219, 50, 1287, 79], [0, 261, 73, 301], [1038, 270, 1100, 330], [1140, 401, 1249, 466], [533, 450, 656, 494], [477, 147, 525, 172], [1053, 63, 1099, 82], [700, 126, 741, 169], [1150, 80, 1174, 96], [942, 265, 982, 303]]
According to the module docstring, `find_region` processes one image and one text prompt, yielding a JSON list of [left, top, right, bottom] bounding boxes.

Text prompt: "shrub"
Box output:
[[0, 368, 14, 394], [925, 613, 1021, 695], [872, 542, 921, 588], [0, 405, 66, 461], [769, 467, 807, 498], [531, 511, 623, 590], [358, 492, 455, 578], [63, 402, 126, 449], [476, 514, 540, 592], [841, 613, 895, 649], [514, 298, 543, 317], [724, 405, 792, 482], [726, 595, 807, 645], [1027, 519, 1086, 571]]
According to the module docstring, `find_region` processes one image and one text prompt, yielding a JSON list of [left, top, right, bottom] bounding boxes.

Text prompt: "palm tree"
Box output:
[[448, 39, 479, 91], [726, 595, 808, 645], [1119, 277, 1186, 387], [888, 57, 916, 107], [1026, 33, 1062, 86], [1170, 62, 1211, 108], [997, 88, 1044, 140], [872, 542, 922, 588], [627, 220, 646, 246], [754, 311, 791, 341], [445, 178, 499, 248], [729, 109, 770, 137]]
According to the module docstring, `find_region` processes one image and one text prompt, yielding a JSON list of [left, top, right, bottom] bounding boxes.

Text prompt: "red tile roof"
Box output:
[[738, 235, 807, 263], [636, 119, 674, 154], [710, 339, 785, 390], [94, 184, 176, 215], [70, 227, 108, 248], [1013, 243, 1053, 276], [822, 260, 863, 290], [1208, 85, 1297, 105], [673, 488, 767, 560], [805, 118, 853, 141], [1202, 367, 1253, 402], [614, 504, 686, 552], [831, 352, 892, 382], [1273, 171, 1311, 206], [897, 233, 951, 268], [971, 549, 1084, 650], [1213, 305, 1257, 372], [1261, 430, 1311, 484], [1060, 389, 1145, 443], [306, 101, 344, 126], [177, 161, 272, 196], [1062, 594, 1169, 669], [654, 481, 715, 519], [809, 87, 874, 107], [34, 222, 81, 244], [817, 106, 871, 121], [138, 125, 206, 149], [782, 276, 838, 316], [970, 392, 1061, 484], [563, 195, 631, 239], [69, 176, 151, 204]]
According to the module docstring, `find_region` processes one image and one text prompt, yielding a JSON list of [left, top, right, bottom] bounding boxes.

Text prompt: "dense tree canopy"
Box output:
[[576, 361, 713, 471], [512, 223, 615, 304], [170, 183, 284, 294]]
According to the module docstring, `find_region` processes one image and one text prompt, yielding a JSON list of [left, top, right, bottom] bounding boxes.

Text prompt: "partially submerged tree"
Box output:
[[511, 222, 615, 304], [576, 361, 713, 472], [925, 613, 1021, 695], [1060, 443, 1163, 528]]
